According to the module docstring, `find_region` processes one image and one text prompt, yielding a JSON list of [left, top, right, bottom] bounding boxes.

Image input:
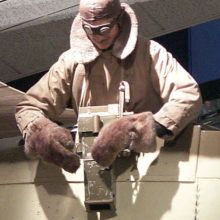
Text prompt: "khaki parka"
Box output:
[[15, 3, 202, 140]]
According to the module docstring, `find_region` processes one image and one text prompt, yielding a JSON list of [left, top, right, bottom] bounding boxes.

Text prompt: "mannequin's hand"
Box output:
[[25, 117, 80, 173], [91, 112, 156, 167]]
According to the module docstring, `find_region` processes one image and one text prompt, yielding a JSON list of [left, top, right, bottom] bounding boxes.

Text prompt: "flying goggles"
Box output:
[[82, 10, 124, 35]]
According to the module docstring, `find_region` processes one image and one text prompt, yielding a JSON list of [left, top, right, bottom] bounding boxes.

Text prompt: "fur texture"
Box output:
[[91, 112, 156, 167], [25, 117, 80, 173]]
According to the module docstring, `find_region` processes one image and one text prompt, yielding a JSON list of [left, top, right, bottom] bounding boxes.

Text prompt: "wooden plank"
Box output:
[[0, 82, 7, 88], [0, 81, 77, 138], [0, 82, 24, 138]]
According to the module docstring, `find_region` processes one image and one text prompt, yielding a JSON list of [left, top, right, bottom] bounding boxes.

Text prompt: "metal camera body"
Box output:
[[74, 81, 133, 212]]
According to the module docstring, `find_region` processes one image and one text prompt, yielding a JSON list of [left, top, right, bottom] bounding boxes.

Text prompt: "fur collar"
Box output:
[[70, 3, 138, 63]]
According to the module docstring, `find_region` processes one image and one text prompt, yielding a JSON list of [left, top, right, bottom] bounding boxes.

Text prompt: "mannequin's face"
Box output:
[[84, 18, 120, 50]]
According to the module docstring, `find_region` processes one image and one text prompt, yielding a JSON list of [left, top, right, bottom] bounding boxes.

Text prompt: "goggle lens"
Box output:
[[83, 20, 115, 35], [99, 26, 111, 35]]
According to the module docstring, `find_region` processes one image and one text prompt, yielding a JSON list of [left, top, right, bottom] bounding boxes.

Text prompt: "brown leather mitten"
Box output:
[[25, 117, 80, 173], [91, 112, 156, 167]]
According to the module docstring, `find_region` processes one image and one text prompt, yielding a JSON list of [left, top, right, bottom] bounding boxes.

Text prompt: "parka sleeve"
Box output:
[[15, 50, 76, 135], [150, 40, 202, 139]]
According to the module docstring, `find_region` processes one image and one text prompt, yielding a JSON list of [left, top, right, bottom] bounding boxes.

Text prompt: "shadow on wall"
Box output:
[[34, 161, 88, 220]]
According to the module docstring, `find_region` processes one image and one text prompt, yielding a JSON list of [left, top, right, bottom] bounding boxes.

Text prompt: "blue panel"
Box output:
[[189, 19, 220, 84]]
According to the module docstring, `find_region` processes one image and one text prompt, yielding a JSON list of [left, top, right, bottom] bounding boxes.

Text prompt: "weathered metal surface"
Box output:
[[78, 106, 118, 212], [84, 160, 115, 212]]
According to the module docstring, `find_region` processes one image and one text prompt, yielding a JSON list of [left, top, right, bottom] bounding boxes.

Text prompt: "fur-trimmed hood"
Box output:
[[70, 3, 138, 63]]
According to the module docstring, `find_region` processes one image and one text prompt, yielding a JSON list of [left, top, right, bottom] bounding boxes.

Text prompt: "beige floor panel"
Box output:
[[0, 183, 87, 220], [197, 130, 220, 178], [111, 182, 197, 220], [0, 181, 197, 220], [196, 179, 220, 220]]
